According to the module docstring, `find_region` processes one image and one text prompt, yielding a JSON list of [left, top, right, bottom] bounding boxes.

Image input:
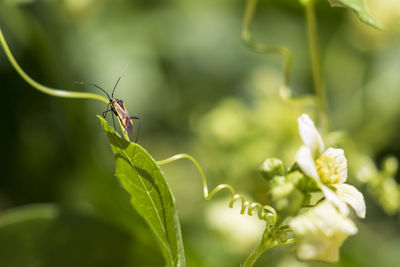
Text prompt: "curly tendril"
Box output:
[[274, 225, 295, 244], [156, 153, 278, 225]]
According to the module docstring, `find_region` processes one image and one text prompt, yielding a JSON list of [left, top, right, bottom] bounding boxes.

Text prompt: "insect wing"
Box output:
[[113, 100, 127, 120], [123, 116, 134, 133], [113, 100, 133, 132]]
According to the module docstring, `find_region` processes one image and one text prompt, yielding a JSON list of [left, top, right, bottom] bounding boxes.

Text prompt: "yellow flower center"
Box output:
[[316, 155, 342, 185]]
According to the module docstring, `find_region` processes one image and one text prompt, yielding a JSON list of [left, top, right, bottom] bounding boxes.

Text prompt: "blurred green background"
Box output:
[[0, 0, 400, 266]]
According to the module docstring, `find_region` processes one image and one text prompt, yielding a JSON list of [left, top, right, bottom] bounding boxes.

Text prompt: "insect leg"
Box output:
[[103, 109, 113, 118], [111, 113, 117, 132], [131, 116, 141, 143], [103, 103, 112, 118]]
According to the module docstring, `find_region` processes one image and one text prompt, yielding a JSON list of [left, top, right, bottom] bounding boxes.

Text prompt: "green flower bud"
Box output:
[[383, 156, 398, 177], [268, 176, 303, 217], [287, 170, 318, 192], [259, 158, 284, 181], [269, 176, 294, 199]]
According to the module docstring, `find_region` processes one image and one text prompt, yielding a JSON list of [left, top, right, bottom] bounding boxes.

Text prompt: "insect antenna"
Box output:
[[112, 64, 128, 98], [111, 76, 121, 98], [89, 83, 111, 99], [76, 81, 111, 99]]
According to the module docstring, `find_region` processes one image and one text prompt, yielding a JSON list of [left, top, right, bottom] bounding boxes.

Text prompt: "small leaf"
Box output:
[[98, 116, 186, 267], [328, 0, 382, 29]]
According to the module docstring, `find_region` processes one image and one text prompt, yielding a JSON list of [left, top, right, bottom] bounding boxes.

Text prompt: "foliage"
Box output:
[[98, 116, 185, 267]]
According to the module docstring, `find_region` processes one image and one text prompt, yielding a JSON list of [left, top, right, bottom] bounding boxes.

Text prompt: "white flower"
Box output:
[[290, 200, 358, 262], [296, 114, 366, 218]]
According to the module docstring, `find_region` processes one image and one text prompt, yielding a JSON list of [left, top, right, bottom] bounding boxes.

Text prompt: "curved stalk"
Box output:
[[242, 228, 295, 267], [242, 0, 293, 89], [242, 239, 270, 267], [0, 27, 109, 104]]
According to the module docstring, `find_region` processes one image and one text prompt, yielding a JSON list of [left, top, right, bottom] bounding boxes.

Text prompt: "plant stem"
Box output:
[[0, 27, 109, 104], [303, 0, 330, 130], [242, 238, 270, 267]]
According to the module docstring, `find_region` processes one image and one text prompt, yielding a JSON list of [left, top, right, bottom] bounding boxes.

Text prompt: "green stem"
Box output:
[[302, 0, 330, 130], [0, 27, 109, 104], [242, 228, 296, 267], [242, 238, 270, 267]]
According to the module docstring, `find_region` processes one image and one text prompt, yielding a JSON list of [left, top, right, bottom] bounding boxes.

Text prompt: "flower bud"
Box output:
[[259, 158, 284, 181], [383, 156, 398, 177], [286, 170, 318, 192], [268, 176, 304, 217]]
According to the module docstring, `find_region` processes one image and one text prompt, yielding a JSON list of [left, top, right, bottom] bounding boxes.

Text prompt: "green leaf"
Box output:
[[98, 116, 186, 267], [328, 0, 382, 29]]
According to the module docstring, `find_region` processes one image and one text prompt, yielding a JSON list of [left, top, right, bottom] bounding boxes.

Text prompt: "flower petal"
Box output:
[[298, 114, 325, 157], [335, 184, 366, 218], [320, 185, 350, 216], [322, 148, 348, 184], [296, 146, 320, 182], [290, 201, 357, 262]]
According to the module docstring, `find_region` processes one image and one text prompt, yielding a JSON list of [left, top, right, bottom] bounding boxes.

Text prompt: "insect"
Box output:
[[80, 76, 141, 142]]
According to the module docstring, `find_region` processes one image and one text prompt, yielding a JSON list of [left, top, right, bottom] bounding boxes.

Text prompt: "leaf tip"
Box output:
[[328, 0, 382, 30]]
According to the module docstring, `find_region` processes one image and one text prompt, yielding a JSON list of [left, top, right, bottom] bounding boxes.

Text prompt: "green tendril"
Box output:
[[156, 153, 277, 225], [0, 27, 109, 104], [242, 0, 293, 90]]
